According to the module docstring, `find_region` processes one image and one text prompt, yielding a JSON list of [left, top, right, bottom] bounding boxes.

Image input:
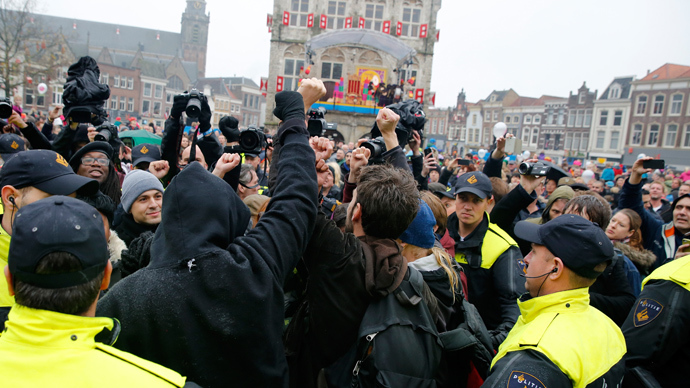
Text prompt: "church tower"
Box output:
[[181, 0, 210, 78]]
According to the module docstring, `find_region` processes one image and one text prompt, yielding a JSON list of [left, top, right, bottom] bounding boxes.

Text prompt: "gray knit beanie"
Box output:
[[121, 170, 164, 213]]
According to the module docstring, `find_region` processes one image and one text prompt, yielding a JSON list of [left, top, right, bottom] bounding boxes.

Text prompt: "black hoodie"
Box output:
[[97, 123, 317, 388]]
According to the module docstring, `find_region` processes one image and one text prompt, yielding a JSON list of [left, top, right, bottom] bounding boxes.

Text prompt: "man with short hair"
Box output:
[[0, 196, 196, 387], [483, 215, 625, 387], [0, 150, 98, 326], [131, 143, 162, 172], [619, 157, 690, 269], [447, 170, 524, 348], [680, 183, 690, 197], [648, 181, 671, 222], [237, 163, 259, 200]]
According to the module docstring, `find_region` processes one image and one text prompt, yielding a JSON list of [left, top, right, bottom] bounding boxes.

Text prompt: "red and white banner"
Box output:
[[282, 11, 290, 26], [419, 24, 428, 38], [396, 21, 403, 36], [260, 77, 268, 91], [319, 14, 327, 29], [266, 14, 272, 27], [307, 13, 314, 27], [358, 17, 365, 29], [436, 30, 440, 42], [276, 76, 284, 92], [429, 92, 436, 106], [345, 17, 353, 29], [382, 20, 391, 34], [415, 89, 425, 104]]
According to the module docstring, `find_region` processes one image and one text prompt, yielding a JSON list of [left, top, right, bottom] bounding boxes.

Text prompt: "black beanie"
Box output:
[[219, 116, 240, 143]]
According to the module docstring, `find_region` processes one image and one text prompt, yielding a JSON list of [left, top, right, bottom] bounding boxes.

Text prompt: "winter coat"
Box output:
[[614, 242, 656, 277], [97, 122, 318, 388], [112, 209, 158, 248], [588, 253, 636, 326]]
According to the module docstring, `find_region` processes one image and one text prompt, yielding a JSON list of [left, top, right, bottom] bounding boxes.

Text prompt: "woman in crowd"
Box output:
[[606, 209, 656, 279]]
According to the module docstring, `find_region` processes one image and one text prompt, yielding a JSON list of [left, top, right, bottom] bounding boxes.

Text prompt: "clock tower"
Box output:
[[181, 0, 210, 78]]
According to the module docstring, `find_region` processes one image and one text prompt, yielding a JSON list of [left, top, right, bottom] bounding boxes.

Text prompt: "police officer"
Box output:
[[483, 214, 626, 387], [621, 253, 690, 387], [447, 171, 524, 348], [0, 150, 98, 327], [0, 196, 198, 387]]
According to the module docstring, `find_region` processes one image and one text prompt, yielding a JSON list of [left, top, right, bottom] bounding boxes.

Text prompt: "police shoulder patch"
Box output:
[[633, 298, 663, 327], [517, 259, 527, 275], [508, 371, 546, 388]]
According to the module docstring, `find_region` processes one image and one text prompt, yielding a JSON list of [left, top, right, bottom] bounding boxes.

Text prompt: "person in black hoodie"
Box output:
[[96, 80, 322, 388]]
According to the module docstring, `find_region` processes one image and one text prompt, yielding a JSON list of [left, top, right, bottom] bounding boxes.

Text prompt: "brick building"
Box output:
[[623, 63, 690, 168]]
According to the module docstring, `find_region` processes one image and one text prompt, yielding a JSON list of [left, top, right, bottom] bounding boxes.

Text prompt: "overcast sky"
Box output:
[[43, 0, 690, 108]]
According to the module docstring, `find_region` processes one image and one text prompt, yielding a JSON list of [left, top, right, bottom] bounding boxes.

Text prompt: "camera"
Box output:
[[94, 122, 119, 143], [307, 107, 338, 137], [519, 161, 551, 176], [361, 136, 387, 164], [0, 97, 12, 119], [179, 89, 206, 119], [225, 125, 267, 156]]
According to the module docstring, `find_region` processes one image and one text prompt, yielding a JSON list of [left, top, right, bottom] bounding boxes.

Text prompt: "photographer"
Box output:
[[3, 110, 52, 151], [97, 80, 322, 388]]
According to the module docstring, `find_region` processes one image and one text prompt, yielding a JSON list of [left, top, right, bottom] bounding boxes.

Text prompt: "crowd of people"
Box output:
[[0, 56, 688, 387]]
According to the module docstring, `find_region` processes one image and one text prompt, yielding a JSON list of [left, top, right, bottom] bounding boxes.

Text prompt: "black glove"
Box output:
[[199, 97, 212, 132], [273, 91, 305, 122], [170, 94, 188, 121]]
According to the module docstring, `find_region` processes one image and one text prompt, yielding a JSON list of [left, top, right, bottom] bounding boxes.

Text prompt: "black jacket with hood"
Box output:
[[97, 120, 317, 388]]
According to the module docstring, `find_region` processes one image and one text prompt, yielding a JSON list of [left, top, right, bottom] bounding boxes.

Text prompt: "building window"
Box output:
[[401, 7, 422, 37], [326, 1, 346, 29], [25, 88, 33, 105], [557, 109, 565, 125], [431, 120, 437, 134], [321, 62, 343, 80], [52, 85, 63, 105], [664, 124, 678, 147], [524, 115, 532, 124], [609, 84, 621, 99], [101, 73, 109, 85], [613, 110, 623, 126], [546, 111, 554, 125], [581, 134, 588, 151], [399, 69, 417, 83], [290, 0, 310, 27], [438, 121, 445, 135], [596, 131, 605, 149], [636, 95, 647, 115], [652, 95, 664, 115], [493, 111, 499, 121], [670, 94, 683, 115], [142, 100, 150, 114], [472, 114, 476, 125], [119, 97, 126, 111], [166, 93, 173, 103], [544, 134, 551, 150], [631, 124, 642, 145], [572, 133, 580, 150], [531, 128, 539, 145], [364, 3, 384, 31], [599, 110, 608, 126], [568, 110, 576, 127], [144, 83, 152, 97], [283, 58, 304, 92], [565, 133, 572, 149], [460, 127, 466, 141], [153, 102, 161, 116], [155, 85, 163, 99], [127, 77, 133, 90], [554, 134, 561, 150], [110, 97, 118, 110], [484, 111, 490, 122], [114, 75, 120, 88], [168, 76, 184, 90], [578, 93, 586, 104], [584, 109, 592, 127], [683, 124, 690, 148], [610, 131, 619, 149], [523, 128, 530, 143], [647, 124, 659, 146], [575, 109, 584, 127], [127, 98, 134, 112], [534, 115, 541, 124]]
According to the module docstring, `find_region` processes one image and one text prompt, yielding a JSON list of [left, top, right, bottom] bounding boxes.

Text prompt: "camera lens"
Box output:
[[94, 130, 111, 142], [186, 98, 201, 118], [240, 131, 259, 151], [518, 162, 531, 175], [0, 102, 12, 119]]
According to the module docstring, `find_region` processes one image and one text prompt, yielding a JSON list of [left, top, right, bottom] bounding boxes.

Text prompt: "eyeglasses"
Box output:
[[81, 157, 110, 166], [239, 181, 259, 189]]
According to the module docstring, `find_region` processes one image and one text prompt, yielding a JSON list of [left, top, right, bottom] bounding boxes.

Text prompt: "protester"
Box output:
[[97, 79, 324, 388], [237, 163, 260, 200], [483, 215, 625, 387], [69, 141, 122, 205], [619, 157, 690, 269], [606, 209, 656, 279], [130, 143, 162, 172], [113, 170, 164, 248], [648, 180, 672, 222], [0, 196, 198, 387]]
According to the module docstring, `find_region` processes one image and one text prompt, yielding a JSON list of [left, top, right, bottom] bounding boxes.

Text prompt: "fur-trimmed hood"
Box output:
[[614, 241, 656, 272]]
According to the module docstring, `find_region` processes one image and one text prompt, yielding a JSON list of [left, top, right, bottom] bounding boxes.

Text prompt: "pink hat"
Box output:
[[573, 160, 582, 166]]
